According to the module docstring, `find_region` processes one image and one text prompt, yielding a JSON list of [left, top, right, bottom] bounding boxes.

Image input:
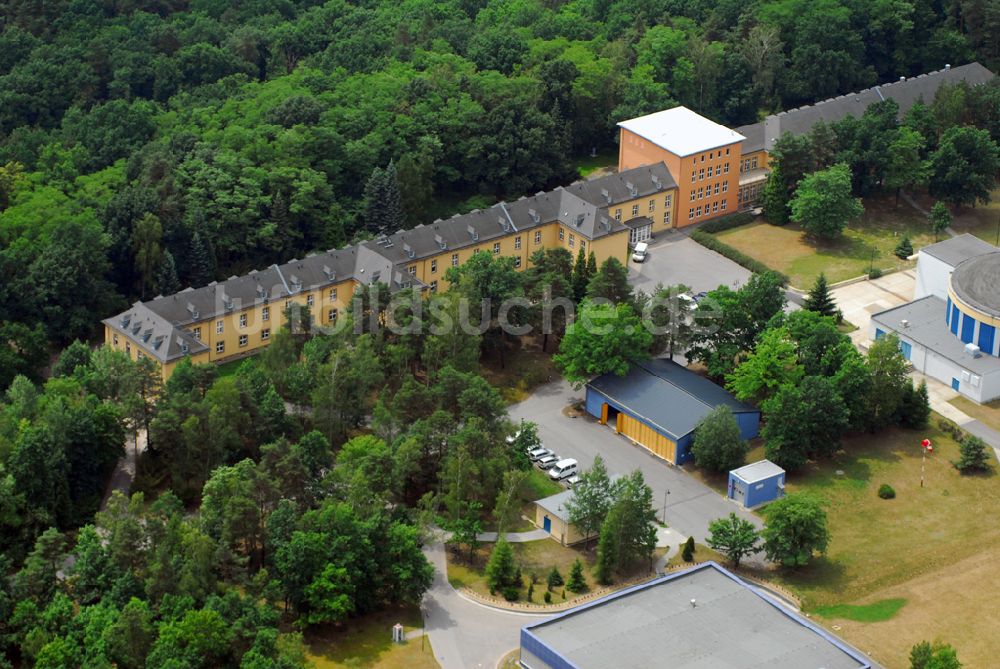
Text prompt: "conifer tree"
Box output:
[[572, 247, 589, 302], [188, 230, 215, 287], [804, 273, 837, 318], [586, 250, 597, 276], [363, 166, 387, 234], [485, 540, 518, 594], [383, 160, 405, 232], [155, 250, 181, 296], [567, 558, 587, 592]]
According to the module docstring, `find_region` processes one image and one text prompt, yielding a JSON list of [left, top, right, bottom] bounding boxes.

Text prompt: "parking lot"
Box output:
[[509, 378, 763, 550], [628, 232, 751, 296]]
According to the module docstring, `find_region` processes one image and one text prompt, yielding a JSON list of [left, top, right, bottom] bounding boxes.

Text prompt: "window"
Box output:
[[713, 201, 719, 212], [137, 350, 144, 360], [306, 294, 314, 307], [751, 156, 758, 169], [698, 187, 703, 199], [452, 253, 459, 266], [715, 165, 720, 176], [216, 319, 224, 334], [216, 341, 225, 354], [431, 259, 437, 273], [262, 328, 270, 340], [709, 151, 713, 159], [192, 328, 200, 341], [113, 334, 119, 346], [631, 204, 639, 217], [328, 308, 337, 323], [722, 181, 728, 193], [726, 147, 730, 155], [330, 288, 337, 301], [515, 236, 521, 249], [688, 208, 694, 220], [701, 154, 705, 162], [664, 194, 672, 208], [262, 306, 269, 321], [534, 231, 542, 244], [239, 313, 247, 327], [696, 206, 702, 216], [721, 200, 727, 210], [559, 228, 565, 241], [126, 342, 131, 355], [663, 211, 671, 225], [714, 183, 720, 195], [569, 233, 575, 247], [239, 334, 248, 347], [691, 170, 696, 181], [430, 280, 437, 293], [690, 190, 695, 202], [699, 168, 705, 181], [408, 265, 416, 275], [614, 208, 622, 221], [493, 242, 501, 254], [648, 199, 655, 212], [514, 256, 522, 268], [724, 162, 730, 174]]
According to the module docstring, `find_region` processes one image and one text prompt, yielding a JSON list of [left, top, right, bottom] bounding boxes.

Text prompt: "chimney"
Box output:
[[528, 208, 540, 224]]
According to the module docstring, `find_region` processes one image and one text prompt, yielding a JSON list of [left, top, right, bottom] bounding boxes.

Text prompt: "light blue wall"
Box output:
[[729, 471, 784, 508]]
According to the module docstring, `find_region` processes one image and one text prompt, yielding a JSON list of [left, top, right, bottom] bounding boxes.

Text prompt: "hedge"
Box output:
[[690, 229, 790, 286], [699, 211, 756, 234]]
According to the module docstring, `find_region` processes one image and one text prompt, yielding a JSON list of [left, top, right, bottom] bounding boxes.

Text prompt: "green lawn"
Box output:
[[754, 417, 1000, 668], [215, 356, 252, 377], [949, 395, 1000, 433], [575, 148, 618, 178], [913, 187, 1000, 244], [716, 195, 935, 287], [305, 607, 439, 669]]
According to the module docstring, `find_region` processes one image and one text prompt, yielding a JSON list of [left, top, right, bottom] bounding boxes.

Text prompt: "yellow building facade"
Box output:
[[104, 163, 677, 380]]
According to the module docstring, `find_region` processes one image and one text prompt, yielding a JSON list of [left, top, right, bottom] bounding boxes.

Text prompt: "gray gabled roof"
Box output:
[[919, 233, 997, 268], [587, 359, 758, 441], [740, 62, 994, 153], [564, 162, 677, 207], [102, 302, 208, 363]]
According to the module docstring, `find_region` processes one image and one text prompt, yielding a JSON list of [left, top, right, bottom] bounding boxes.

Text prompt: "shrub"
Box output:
[[955, 436, 992, 473], [894, 236, 913, 259], [689, 230, 790, 285], [682, 536, 695, 562], [543, 591, 552, 604], [868, 267, 883, 279], [878, 484, 896, 499], [527, 583, 534, 602], [700, 211, 755, 233], [546, 566, 563, 590], [567, 558, 587, 593], [501, 587, 519, 601]]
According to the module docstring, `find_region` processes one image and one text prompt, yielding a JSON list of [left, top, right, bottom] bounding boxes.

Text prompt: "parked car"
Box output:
[[693, 290, 709, 302], [528, 447, 553, 462], [535, 453, 560, 470], [563, 474, 581, 487], [548, 458, 579, 481], [631, 241, 649, 263]]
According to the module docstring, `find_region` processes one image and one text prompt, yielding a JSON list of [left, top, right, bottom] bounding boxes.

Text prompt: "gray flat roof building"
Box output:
[[919, 233, 998, 267], [520, 562, 873, 669]]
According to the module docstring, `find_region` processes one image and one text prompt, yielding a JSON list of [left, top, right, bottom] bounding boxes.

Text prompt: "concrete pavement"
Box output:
[[508, 378, 763, 548], [628, 233, 751, 296], [421, 534, 543, 669]]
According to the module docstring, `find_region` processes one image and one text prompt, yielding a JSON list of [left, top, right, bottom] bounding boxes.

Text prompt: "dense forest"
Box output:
[[0, 0, 998, 385]]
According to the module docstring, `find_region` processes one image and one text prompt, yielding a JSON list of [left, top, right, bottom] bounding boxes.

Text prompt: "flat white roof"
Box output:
[[618, 106, 746, 157], [730, 459, 784, 484]]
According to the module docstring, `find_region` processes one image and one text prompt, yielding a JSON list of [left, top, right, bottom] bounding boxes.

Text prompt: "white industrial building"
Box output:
[[871, 235, 1000, 404]]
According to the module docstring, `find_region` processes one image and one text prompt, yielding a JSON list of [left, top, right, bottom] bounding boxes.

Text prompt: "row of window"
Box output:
[[613, 194, 673, 222], [690, 163, 730, 183], [738, 183, 763, 204], [689, 181, 729, 201], [688, 200, 728, 219], [698, 148, 731, 162], [741, 156, 760, 173]]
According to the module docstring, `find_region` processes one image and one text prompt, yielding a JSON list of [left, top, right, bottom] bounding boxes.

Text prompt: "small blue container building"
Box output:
[[728, 460, 785, 509]]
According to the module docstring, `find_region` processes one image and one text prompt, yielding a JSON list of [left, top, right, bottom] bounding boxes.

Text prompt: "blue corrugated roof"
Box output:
[[587, 359, 758, 441]]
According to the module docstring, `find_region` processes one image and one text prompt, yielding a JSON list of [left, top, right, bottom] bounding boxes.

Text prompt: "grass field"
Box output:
[[666, 543, 726, 568], [949, 395, 1000, 433], [761, 419, 1000, 668], [215, 356, 252, 377], [716, 195, 935, 287], [305, 607, 439, 669], [913, 187, 1000, 244]]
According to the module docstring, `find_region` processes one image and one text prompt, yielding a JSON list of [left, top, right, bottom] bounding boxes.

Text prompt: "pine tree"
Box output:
[[363, 166, 387, 234], [485, 540, 518, 594], [586, 251, 597, 276], [956, 436, 992, 473], [567, 558, 587, 592], [804, 273, 837, 318], [682, 536, 695, 562], [572, 247, 589, 302], [595, 508, 620, 585], [383, 160, 405, 232], [155, 250, 181, 296], [546, 566, 564, 591], [187, 230, 215, 287], [894, 236, 913, 259]]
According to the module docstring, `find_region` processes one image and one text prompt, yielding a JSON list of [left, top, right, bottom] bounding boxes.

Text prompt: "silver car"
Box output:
[[528, 447, 553, 462], [535, 453, 560, 470]]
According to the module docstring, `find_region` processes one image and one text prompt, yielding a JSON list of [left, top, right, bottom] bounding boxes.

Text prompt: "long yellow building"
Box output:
[[104, 162, 679, 379]]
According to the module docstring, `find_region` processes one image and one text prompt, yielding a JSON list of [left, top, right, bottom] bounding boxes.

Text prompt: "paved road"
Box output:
[[422, 535, 543, 669], [508, 378, 764, 547]]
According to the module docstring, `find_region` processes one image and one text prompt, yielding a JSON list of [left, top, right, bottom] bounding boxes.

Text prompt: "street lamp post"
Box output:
[[662, 489, 670, 523]]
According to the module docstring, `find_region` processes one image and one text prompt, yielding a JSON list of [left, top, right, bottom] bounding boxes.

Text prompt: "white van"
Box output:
[[631, 242, 648, 263], [548, 458, 579, 480]]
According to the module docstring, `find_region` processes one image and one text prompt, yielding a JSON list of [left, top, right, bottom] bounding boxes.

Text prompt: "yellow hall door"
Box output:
[[618, 414, 677, 464]]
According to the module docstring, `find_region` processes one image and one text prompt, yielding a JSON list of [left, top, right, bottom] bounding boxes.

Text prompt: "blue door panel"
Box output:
[[543, 516, 551, 533], [961, 314, 976, 343], [979, 324, 996, 356], [900, 341, 912, 360], [951, 305, 960, 334], [952, 378, 960, 391]]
